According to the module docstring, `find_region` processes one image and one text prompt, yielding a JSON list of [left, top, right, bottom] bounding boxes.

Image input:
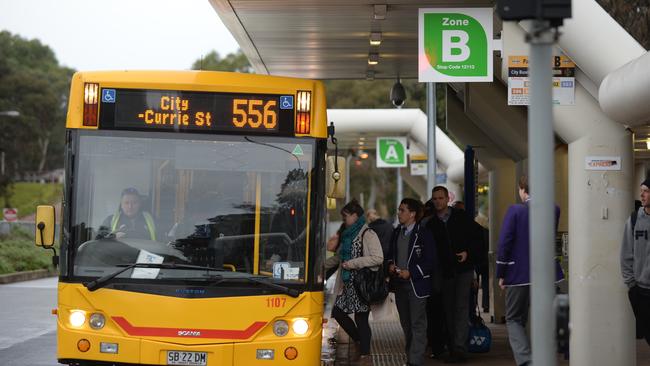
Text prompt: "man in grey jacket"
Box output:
[[621, 179, 650, 346]]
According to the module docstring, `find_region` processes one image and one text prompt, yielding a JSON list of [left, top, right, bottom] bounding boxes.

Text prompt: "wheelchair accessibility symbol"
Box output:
[[280, 96, 293, 110], [102, 89, 116, 103]]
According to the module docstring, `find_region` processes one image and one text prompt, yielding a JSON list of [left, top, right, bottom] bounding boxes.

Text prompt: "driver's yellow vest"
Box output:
[[110, 211, 156, 241]]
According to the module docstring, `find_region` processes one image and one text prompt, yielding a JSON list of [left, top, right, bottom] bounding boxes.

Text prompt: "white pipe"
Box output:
[[529, 0, 650, 126], [556, 0, 645, 85], [327, 109, 466, 183], [599, 51, 650, 126]]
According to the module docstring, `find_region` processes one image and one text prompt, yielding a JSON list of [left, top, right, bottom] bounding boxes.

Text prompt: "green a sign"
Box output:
[[377, 137, 407, 168], [418, 8, 493, 82]]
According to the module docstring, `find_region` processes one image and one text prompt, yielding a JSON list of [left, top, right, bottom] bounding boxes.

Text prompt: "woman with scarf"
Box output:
[[327, 200, 383, 366]]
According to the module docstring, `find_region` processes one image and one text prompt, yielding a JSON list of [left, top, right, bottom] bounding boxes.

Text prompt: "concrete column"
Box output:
[[568, 132, 635, 366], [488, 160, 517, 323]]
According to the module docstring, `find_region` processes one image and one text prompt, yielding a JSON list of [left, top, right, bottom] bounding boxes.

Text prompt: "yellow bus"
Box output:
[[35, 70, 343, 365]]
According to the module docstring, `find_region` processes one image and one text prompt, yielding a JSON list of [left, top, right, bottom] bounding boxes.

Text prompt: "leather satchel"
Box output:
[[353, 265, 389, 304]]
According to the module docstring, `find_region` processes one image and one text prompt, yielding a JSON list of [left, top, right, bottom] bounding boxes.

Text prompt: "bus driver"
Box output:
[[99, 188, 157, 241]]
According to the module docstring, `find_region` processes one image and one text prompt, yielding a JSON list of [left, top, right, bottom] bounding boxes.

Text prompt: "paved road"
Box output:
[[0, 277, 58, 366]]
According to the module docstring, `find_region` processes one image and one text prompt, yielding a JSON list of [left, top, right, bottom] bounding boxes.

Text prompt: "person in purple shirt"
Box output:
[[496, 176, 564, 366]]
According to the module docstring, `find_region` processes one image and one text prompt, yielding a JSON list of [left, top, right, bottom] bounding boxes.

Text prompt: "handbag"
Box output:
[[353, 265, 389, 304], [467, 311, 492, 353]]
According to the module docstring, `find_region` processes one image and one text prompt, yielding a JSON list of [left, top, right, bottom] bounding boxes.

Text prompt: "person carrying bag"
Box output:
[[326, 200, 383, 366]]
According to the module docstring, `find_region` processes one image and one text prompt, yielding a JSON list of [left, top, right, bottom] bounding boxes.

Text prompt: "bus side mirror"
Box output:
[[326, 156, 346, 199], [35, 205, 56, 247]]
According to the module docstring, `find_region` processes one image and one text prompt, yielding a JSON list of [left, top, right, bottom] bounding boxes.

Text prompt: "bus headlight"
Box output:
[[292, 319, 309, 335], [89, 313, 106, 329], [273, 320, 289, 337], [69, 310, 86, 328]]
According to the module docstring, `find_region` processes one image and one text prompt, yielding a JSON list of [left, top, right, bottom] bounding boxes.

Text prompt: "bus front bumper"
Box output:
[[58, 328, 322, 365]]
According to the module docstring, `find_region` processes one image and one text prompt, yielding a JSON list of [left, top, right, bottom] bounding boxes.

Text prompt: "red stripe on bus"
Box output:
[[112, 316, 266, 339]]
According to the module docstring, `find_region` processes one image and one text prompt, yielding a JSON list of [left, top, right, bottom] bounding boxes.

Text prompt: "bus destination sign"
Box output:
[[99, 89, 294, 135]]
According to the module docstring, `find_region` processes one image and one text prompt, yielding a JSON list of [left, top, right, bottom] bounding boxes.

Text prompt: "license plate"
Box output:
[[166, 351, 207, 365]]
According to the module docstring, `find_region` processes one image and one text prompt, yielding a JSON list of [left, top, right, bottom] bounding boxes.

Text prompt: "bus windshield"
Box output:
[[71, 131, 313, 284]]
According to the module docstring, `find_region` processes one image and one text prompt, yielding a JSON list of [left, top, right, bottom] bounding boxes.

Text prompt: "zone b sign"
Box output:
[[419, 8, 493, 82], [377, 137, 407, 168]]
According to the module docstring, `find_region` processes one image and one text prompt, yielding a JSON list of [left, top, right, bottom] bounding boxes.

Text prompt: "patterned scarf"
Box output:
[[340, 215, 365, 282]]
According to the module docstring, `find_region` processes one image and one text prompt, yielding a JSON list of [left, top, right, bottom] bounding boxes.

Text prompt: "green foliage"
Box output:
[[191, 50, 252, 73], [0, 31, 74, 204], [0, 182, 62, 218], [0, 226, 52, 274]]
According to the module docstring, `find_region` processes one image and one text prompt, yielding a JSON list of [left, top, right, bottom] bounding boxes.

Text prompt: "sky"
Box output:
[[0, 0, 240, 71]]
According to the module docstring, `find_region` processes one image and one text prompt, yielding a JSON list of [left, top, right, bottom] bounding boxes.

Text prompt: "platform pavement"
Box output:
[[330, 296, 650, 366]]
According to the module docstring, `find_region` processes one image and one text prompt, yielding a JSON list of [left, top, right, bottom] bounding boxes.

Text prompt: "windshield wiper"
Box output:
[[84, 263, 224, 291], [240, 276, 301, 298]]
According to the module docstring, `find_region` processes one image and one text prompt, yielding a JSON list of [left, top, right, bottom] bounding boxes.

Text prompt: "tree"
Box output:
[[191, 50, 252, 73], [0, 31, 73, 202]]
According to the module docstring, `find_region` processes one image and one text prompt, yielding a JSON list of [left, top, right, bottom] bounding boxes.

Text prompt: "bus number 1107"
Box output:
[[266, 297, 286, 308]]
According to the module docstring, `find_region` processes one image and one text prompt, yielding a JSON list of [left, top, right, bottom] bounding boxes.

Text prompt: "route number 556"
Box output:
[[232, 99, 277, 129]]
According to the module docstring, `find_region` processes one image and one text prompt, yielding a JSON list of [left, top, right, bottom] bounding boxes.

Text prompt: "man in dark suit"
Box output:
[[386, 198, 435, 366], [427, 186, 481, 363]]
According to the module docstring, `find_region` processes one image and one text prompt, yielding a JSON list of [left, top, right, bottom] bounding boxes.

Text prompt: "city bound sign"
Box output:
[[377, 137, 407, 168], [419, 8, 493, 82]]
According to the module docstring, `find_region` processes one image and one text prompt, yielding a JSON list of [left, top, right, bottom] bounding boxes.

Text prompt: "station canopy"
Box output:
[[210, 0, 494, 80]]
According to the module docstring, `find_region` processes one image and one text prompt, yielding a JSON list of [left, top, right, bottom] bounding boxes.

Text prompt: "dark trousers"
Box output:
[[332, 306, 372, 354], [442, 270, 473, 355], [427, 291, 448, 355], [505, 286, 531, 366], [629, 285, 650, 346], [395, 284, 428, 365]]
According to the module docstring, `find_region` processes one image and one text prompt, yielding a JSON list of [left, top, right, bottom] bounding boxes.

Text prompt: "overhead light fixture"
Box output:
[[366, 70, 375, 80], [646, 138, 650, 150], [373, 4, 386, 20], [369, 32, 382, 46], [368, 53, 379, 65]]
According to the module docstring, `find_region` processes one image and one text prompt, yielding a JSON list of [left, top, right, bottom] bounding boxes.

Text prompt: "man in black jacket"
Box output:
[[426, 186, 481, 363]]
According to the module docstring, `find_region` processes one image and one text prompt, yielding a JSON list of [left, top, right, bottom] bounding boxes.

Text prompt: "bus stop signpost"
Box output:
[[376, 137, 407, 168], [377, 137, 407, 212], [497, 1, 572, 365], [419, 7, 493, 198]]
